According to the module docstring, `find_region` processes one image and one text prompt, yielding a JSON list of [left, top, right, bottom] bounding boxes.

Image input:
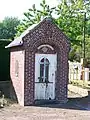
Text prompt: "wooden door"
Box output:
[[35, 54, 57, 100]]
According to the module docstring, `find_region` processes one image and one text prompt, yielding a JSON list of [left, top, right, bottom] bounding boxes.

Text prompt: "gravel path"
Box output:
[[0, 104, 90, 120], [0, 90, 90, 120]]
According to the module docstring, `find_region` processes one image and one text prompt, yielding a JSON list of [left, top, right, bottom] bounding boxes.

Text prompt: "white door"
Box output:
[[35, 54, 57, 100]]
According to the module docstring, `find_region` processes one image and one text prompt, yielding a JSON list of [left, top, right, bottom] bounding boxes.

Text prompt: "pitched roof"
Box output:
[[5, 22, 39, 48], [5, 18, 54, 48], [5, 17, 69, 48]]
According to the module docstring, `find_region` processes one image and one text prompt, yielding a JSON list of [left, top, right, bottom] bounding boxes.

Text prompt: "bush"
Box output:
[[0, 39, 11, 81], [0, 94, 8, 107], [0, 91, 15, 108]]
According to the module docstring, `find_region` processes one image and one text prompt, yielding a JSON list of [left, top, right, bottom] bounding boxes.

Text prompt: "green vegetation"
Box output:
[[0, 17, 20, 40], [0, 92, 15, 108], [0, 0, 90, 62], [69, 80, 90, 89], [16, 0, 90, 62], [0, 40, 11, 81], [0, 94, 8, 107]]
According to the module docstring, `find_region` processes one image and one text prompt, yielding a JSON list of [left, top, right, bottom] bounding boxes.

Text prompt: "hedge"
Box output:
[[0, 39, 11, 81]]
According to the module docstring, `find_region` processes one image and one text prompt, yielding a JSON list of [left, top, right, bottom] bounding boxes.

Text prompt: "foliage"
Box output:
[[16, 0, 56, 36], [69, 45, 81, 62], [0, 92, 15, 108], [16, 0, 90, 61], [0, 40, 11, 81], [0, 94, 7, 107], [55, 0, 85, 45], [0, 17, 20, 40]]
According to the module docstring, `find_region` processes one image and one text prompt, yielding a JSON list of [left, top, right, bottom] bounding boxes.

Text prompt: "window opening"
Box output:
[[39, 58, 49, 83], [15, 60, 19, 77]]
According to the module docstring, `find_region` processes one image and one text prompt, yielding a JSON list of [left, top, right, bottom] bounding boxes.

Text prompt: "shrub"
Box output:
[[0, 94, 8, 107]]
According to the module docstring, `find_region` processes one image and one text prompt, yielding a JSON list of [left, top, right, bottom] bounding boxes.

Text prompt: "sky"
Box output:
[[0, 0, 59, 21]]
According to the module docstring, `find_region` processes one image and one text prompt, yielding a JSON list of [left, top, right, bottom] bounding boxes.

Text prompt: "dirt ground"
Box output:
[[0, 92, 90, 120], [0, 103, 90, 120]]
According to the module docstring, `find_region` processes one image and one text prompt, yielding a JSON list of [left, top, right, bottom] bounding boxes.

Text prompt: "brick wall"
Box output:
[[10, 18, 70, 106], [23, 18, 70, 105], [10, 49, 24, 106]]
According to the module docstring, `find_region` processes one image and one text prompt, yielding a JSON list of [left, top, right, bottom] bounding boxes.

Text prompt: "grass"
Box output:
[[69, 80, 90, 90]]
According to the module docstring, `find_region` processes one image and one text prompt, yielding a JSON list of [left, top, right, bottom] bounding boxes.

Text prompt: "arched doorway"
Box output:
[[35, 54, 57, 100]]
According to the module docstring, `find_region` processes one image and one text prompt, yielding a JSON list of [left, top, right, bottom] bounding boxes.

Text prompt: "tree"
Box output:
[[55, 0, 90, 61], [0, 17, 20, 40], [16, 0, 90, 61], [16, 0, 56, 36], [55, 0, 85, 45]]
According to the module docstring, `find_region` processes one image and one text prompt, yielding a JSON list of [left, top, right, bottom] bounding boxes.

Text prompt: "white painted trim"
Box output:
[[38, 44, 54, 50]]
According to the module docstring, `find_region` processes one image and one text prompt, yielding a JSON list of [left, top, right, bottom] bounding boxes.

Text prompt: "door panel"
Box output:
[[35, 54, 57, 100], [45, 83, 54, 99], [35, 83, 45, 99]]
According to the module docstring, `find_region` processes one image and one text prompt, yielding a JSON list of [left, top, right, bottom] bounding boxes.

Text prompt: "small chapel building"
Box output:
[[5, 18, 70, 106]]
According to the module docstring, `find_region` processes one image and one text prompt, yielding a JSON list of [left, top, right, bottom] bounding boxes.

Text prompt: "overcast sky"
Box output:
[[0, 0, 59, 21]]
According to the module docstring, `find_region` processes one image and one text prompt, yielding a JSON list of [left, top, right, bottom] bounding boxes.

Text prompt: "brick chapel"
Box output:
[[5, 18, 70, 106]]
